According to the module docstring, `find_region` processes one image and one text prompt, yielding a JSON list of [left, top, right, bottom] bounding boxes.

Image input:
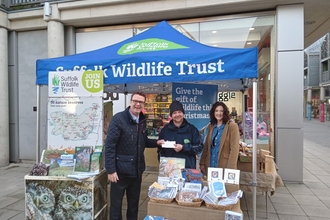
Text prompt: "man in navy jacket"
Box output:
[[105, 91, 159, 220]]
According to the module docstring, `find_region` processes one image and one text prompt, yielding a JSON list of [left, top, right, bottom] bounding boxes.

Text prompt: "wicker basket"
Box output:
[[175, 195, 203, 207], [149, 197, 174, 204], [204, 202, 234, 210]]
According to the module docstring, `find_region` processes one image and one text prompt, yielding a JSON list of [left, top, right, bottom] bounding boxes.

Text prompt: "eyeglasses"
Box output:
[[131, 99, 145, 105]]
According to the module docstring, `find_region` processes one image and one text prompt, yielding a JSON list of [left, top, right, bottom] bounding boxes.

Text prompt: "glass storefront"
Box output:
[[326, 101, 330, 121]]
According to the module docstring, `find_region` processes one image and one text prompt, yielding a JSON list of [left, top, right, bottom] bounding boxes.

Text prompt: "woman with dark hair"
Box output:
[[199, 102, 239, 175]]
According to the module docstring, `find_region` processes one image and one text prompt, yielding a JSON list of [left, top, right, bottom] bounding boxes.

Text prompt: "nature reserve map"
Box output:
[[47, 97, 103, 151]]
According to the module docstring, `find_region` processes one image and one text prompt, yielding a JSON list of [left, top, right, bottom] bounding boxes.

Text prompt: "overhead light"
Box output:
[[44, 2, 52, 16], [249, 27, 255, 31], [212, 30, 217, 34], [247, 42, 252, 45]]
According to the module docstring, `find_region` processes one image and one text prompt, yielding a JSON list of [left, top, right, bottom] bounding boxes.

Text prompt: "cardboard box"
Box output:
[[264, 155, 275, 174], [237, 159, 264, 173], [239, 155, 252, 162], [260, 149, 271, 156], [147, 184, 242, 220], [239, 155, 263, 163], [257, 143, 270, 151]]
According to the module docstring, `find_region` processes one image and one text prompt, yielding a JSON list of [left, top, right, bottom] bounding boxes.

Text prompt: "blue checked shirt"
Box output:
[[210, 123, 225, 167]]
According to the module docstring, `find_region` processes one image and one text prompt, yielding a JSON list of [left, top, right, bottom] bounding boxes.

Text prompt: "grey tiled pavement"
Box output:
[[0, 118, 330, 220]]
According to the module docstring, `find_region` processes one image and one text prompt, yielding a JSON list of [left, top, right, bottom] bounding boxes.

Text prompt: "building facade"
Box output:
[[0, 0, 306, 182], [320, 34, 330, 121], [304, 33, 330, 121]]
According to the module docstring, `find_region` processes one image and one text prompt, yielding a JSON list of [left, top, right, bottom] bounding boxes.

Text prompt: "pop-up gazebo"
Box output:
[[36, 21, 257, 90], [36, 20, 259, 219]]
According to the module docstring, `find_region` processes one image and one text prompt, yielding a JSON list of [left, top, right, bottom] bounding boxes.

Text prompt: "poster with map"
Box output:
[[47, 97, 103, 152]]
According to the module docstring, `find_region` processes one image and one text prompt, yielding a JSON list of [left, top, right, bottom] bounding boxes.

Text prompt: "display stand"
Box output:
[[148, 200, 241, 220], [239, 162, 283, 194], [239, 161, 283, 219], [25, 169, 108, 220], [147, 184, 242, 220]]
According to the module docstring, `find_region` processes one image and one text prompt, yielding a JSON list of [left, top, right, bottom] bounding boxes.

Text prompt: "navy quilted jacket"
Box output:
[[105, 107, 157, 178], [158, 118, 203, 168]]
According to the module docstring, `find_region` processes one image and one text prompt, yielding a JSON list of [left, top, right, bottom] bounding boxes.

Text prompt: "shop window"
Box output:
[[144, 94, 172, 136], [321, 34, 328, 60], [322, 61, 328, 72], [325, 87, 330, 97]]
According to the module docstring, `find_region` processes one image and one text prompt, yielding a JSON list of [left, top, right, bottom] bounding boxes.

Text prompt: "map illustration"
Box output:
[[47, 97, 103, 151], [50, 104, 99, 140]]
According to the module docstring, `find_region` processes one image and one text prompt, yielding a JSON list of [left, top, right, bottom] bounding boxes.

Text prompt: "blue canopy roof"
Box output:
[[36, 20, 258, 92]]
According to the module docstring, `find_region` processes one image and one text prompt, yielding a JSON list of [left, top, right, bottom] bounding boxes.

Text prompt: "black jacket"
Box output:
[[158, 118, 203, 168], [105, 107, 157, 178]]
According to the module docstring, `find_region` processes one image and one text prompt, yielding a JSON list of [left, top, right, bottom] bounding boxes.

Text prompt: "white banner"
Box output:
[[48, 70, 103, 97]]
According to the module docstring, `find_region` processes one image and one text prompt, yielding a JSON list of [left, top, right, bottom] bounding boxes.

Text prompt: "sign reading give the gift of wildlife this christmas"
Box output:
[[49, 70, 103, 97], [172, 83, 217, 130]]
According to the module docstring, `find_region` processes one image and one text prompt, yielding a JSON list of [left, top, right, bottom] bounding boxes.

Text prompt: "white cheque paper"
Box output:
[[162, 141, 176, 148]]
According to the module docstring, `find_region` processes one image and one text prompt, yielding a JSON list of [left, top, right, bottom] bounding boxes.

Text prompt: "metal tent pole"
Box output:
[[36, 85, 40, 163], [242, 90, 246, 142], [124, 83, 128, 108], [252, 79, 258, 220]]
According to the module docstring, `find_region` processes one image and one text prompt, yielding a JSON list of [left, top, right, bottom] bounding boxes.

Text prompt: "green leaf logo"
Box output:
[[184, 139, 190, 144], [52, 75, 60, 86], [118, 38, 188, 55]]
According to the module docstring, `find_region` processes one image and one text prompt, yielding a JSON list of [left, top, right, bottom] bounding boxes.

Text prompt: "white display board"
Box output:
[[48, 71, 103, 97], [47, 96, 103, 151]]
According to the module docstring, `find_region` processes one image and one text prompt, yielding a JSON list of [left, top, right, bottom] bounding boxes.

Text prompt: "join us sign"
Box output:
[[47, 70, 104, 151], [48, 70, 104, 97]]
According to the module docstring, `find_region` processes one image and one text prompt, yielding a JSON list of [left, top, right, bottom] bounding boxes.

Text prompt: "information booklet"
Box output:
[[158, 157, 185, 178], [202, 191, 220, 204], [90, 154, 101, 173], [148, 186, 177, 199], [218, 190, 243, 206], [74, 146, 92, 172], [183, 182, 202, 192], [168, 176, 185, 191], [48, 157, 75, 177], [209, 180, 227, 198], [40, 149, 66, 165], [144, 215, 165, 220], [225, 210, 243, 220]]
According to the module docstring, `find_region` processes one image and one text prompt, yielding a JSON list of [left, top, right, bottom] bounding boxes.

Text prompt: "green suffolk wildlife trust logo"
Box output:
[[184, 139, 190, 144], [51, 74, 60, 94], [117, 38, 188, 55]]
